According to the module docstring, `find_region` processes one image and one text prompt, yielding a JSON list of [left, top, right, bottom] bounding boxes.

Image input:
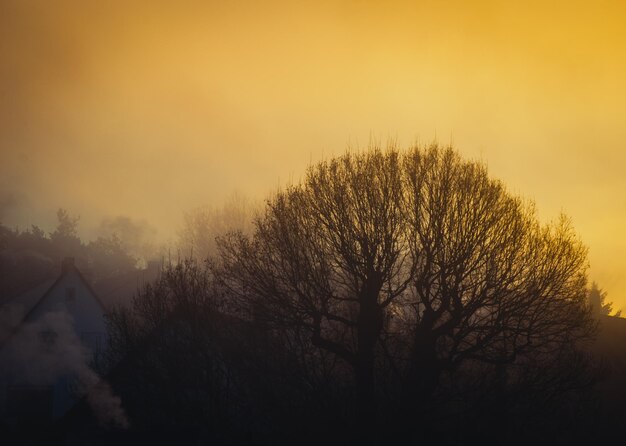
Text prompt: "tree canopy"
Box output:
[[217, 144, 596, 437]]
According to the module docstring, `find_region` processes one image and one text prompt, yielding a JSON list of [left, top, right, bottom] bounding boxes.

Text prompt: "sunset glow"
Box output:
[[1, 0, 625, 308]]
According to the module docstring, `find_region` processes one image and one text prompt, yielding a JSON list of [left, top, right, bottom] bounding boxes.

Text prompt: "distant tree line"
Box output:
[[0, 209, 138, 302]]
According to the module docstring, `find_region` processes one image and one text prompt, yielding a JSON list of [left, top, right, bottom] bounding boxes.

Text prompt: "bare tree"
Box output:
[[178, 192, 257, 260], [216, 144, 595, 437]]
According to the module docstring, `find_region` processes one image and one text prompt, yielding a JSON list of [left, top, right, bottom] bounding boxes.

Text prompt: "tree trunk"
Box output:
[[408, 327, 441, 403], [394, 328, 441, 442], [355, 346, 376, 438], [354, 273, 383, 441]]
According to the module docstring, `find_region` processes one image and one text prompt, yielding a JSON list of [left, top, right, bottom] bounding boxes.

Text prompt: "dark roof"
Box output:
[[2, 278, 56, 317], [0, 262, 106, 349]]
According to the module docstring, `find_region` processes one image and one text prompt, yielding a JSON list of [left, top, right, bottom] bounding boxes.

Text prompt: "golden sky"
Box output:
[[1, 0, 625, 309]]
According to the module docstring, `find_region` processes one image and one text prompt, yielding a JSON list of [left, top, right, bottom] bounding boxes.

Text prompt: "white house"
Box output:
[[0, 257, 108, 426]]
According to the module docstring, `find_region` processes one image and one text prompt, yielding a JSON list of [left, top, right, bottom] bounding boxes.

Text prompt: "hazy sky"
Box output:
[[1, 0, 625, 308]]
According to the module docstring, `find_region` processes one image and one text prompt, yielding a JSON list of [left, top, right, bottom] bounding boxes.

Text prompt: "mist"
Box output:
[[1, 0, 625, 306]]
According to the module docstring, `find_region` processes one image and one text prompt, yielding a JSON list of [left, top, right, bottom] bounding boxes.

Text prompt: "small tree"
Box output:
[[105, 260, 333, 440], [588, 282, 621, 317], [49, 208, 83, 258], [217, 144, 595, 437], [50, 208, 80, 239], [178, 193, 256, 260]]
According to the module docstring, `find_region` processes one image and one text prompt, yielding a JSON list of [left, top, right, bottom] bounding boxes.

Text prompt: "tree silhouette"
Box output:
[[50, 208, 80, 239], [588, 282, 621, 317], [178, 192, 256, 260], [216, 144, 595, 438], [49, 208, 82, 258], [88, 234, 137, 281]]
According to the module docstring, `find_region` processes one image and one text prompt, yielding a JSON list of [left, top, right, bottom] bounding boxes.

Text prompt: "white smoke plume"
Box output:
[[0, 311, 129, 428]]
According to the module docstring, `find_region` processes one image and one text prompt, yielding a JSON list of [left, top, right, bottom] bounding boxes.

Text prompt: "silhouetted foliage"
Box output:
[[178, 192, 256, 259], [216, 144, 598, 442], [588, 282, 621, 317], [88, 234, 137, 282], [105, 260, 352, 443], [105, 261, 224, 431], [49, 208, 82, 257], [51, 209, 80, 239], [3, 149, 617, 444], [98, 215, 159, 265], [0, 208, 141, 303]]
